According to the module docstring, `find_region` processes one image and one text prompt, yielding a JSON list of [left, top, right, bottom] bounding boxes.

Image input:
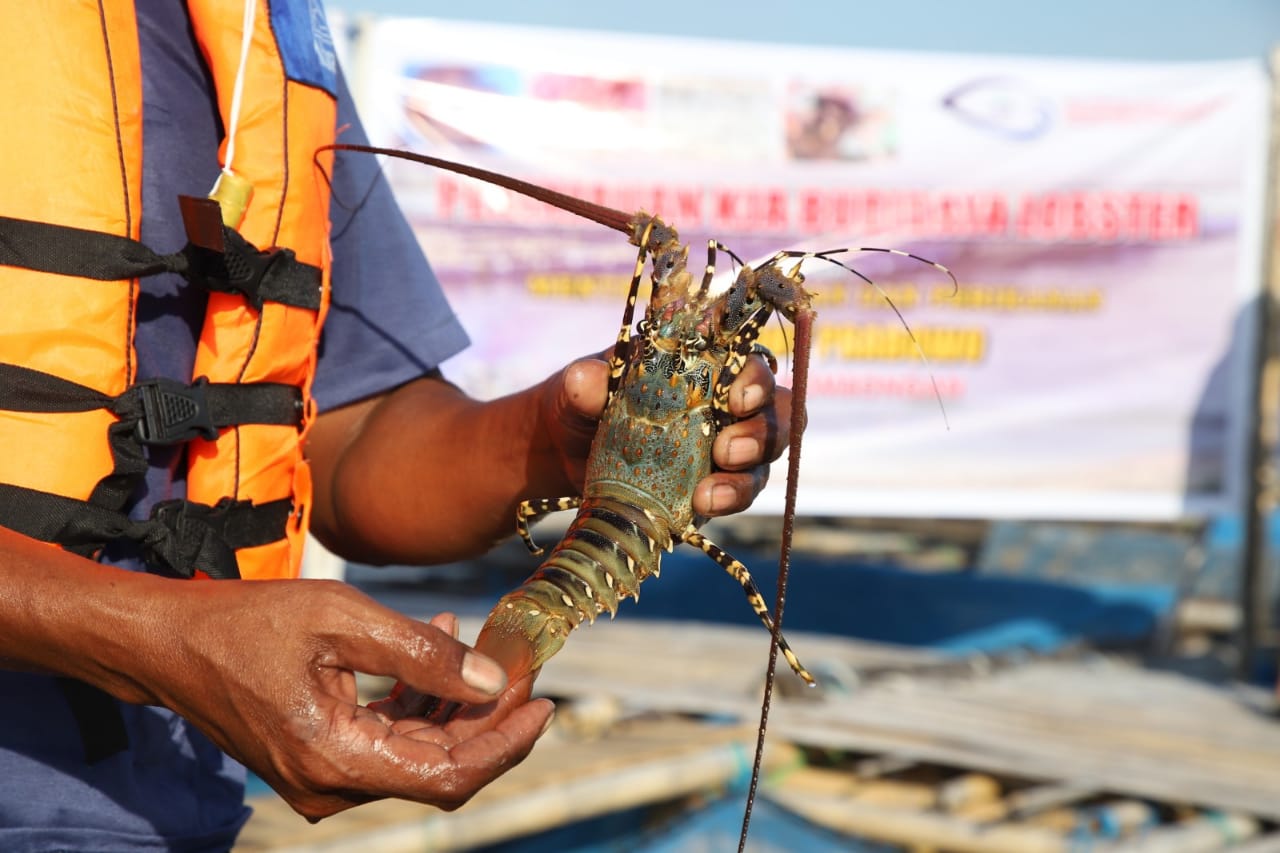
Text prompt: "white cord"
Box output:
[[222, 0, 257, 177]]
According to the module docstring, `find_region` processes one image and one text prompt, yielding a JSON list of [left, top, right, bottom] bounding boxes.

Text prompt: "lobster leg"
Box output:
[[750, 343, 779, 375], [516, 497, 583, 555], [607, 218, 658, 398], [681, 529, 815, 685], [711, 302, 776, 429], [694, 238, 745, 299]]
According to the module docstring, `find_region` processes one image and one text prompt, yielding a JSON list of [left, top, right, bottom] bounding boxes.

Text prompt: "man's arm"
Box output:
[[0, 346, 788, 823], [305, 354, 792, 565], [0, 524, 553, 818]]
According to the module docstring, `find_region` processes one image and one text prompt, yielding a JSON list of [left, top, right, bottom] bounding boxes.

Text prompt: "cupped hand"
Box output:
[[543, 353, 793, 516], [145, 579, 553, 820]]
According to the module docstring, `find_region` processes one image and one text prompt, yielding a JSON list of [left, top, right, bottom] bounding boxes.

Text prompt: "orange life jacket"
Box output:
[[0, 2, 337, 580]]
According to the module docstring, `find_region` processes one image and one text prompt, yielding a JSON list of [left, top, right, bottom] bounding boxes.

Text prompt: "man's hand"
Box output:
[[542, 354, 793, 516], [136, 579, 553, 820]]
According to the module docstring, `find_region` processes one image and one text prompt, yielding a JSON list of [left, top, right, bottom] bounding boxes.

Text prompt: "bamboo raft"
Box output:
[[236, 619, 1280, 852]]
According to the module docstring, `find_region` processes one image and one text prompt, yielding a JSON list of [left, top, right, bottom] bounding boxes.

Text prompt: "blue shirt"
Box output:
[[0, 3, 467, 850]]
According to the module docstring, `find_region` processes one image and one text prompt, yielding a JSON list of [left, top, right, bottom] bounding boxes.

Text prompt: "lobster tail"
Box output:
[[473, 498, 672, 680]]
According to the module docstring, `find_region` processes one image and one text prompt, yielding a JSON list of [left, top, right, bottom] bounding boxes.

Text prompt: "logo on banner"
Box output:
[[942, 77, 1052, 140]]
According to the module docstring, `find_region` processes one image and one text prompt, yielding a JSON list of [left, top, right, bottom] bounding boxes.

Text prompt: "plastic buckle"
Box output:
[[136, 377, 217, 445]]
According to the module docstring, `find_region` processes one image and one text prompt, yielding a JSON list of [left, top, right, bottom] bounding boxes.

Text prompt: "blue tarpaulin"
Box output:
[[624, 549, 1176, 655]]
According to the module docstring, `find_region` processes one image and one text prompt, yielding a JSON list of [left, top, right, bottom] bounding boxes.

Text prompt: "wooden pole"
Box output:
[[1238, 46, 1280, 680]]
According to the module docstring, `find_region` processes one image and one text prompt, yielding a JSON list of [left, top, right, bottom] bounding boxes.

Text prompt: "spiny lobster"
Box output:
[[482, 211, 822, 688], [323, 143, 954, 849]]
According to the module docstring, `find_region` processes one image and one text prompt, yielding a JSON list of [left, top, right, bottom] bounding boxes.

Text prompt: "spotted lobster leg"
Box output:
[[516, 497, 583, 555], [681, 529, 814, 684]]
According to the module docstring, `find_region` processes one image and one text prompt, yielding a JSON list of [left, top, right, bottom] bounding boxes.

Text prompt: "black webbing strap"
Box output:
[[0, 364, 303, 445], [133, 377, 303, 444], [0, 215, 321, 310], [0, 483, 293, 579], [0, 216, 188, 280], [0, 363, 300, 573], [56, 678, 131, 765]]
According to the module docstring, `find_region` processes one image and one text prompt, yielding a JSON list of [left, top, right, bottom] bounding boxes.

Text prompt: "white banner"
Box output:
[[348, 18, 1270, 521]]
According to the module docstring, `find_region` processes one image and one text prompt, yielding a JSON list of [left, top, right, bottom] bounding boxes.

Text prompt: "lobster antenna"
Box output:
[[776, 313, 793, 378], [316, 144, 636, 235], [310, 141, 381, 217], [846, 246, 958, 296], [810, 250, 953, 431], [738, 307, 813, 853]]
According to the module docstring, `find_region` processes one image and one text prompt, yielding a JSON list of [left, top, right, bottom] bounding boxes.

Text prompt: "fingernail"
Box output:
[[539, 709, 556, 737], [727, 436, 760, 466], [740, 384, 765, 412], [462, 652, 507, 695], [709, 484, 736, 513]]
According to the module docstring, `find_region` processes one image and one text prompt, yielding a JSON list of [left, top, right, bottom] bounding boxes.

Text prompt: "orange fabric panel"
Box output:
[[0, 412, 118, 501], [0, 269, 137, 394], [0, 3, 141, 505], [186, 5, 335, 579], [0, 2, 143, 237], [278, 85, 337, 269]]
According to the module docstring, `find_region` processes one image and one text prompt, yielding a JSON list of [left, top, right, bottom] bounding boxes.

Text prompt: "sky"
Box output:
[[326, 0, 1280, 63]]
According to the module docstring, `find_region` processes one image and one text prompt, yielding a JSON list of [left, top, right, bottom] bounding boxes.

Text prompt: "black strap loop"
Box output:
[[146, 497, 293, 579], [145, 499, 238, 579], [183, 227, 321, 311]]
